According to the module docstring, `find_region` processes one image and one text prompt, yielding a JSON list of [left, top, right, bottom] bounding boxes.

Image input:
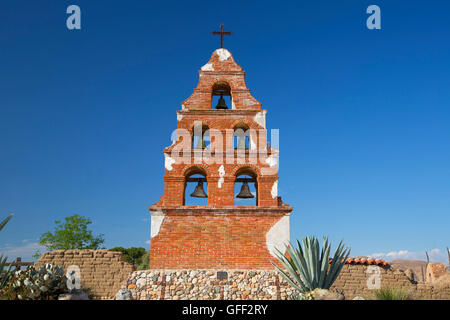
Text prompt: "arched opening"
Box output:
[[233, 123, 250, 150], [192, 123, 210, 150], [234, 167, 258, 206], [184, 167, 208, 206], [211, 81, 232, 110]]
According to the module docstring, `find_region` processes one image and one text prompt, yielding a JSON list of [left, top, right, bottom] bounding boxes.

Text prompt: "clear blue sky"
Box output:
[[1, 1, 449, 262]]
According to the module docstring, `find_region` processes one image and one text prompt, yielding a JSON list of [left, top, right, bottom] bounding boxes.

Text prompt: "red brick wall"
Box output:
[[149, 210, 290, 270], [149, 48, 292, 270], [182, 49, 261, 110]]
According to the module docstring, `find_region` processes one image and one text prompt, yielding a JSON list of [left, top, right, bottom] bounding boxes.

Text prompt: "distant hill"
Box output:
[[389, 260, 428, 282]]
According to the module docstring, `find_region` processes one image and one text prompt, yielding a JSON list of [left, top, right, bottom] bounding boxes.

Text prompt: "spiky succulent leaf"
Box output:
[[0, 214, 13, 231], [272, 246, 308, 292], [274, 236, 350, 294]]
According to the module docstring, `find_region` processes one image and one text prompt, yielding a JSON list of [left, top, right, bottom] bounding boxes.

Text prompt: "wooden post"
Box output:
[[5, 257, 33, 270], [447, 247, 449, 267], [421, 266, 425, 283], [15, 257, 21, 270]]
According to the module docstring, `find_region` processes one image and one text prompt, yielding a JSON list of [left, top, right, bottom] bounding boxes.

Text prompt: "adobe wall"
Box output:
[[331, 264, 450, 300], [36, 249, 135, 299]]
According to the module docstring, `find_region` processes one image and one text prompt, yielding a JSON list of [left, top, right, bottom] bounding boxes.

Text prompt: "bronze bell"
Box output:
[[195, 135, 207, 149], [191, 181, 207, 198], [236, 181, 254, 199], [215, 95, 228, 109], [237, 136, 247, 150]]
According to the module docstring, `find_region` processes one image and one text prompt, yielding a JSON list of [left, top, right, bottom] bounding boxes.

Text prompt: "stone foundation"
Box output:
[[123, 266, 450, 300], [124, 270, 293, 300]]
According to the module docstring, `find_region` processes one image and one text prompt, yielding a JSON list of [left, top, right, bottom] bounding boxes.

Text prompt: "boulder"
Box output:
[[115, 288, 134, 300], [405, 268, 415, 281], [136, 278, 147, 289], [307, 288, 345, 300]]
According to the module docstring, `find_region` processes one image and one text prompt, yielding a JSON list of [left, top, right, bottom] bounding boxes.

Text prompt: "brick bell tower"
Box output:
[[149, 33, 292, 269]]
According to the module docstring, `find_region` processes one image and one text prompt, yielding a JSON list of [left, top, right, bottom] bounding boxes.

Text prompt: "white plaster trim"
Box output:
[[177, 113, 183, 121], [215, 48, 231, 62], [218, 165, 225, 189], [201, 63, 214, 71], [181, 104, 186, 110], [164, 154, 176, 171], [271, 180, 278, 199], [265, 153, 278, 167], [150, 210, 165, 238], [254, 110, 266, 128], [266, 216, 290, 258]]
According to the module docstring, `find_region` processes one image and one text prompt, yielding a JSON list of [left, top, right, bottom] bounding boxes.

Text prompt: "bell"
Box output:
[[215, 95, 228, 109], [190, 181, 207, 198], [237, 136, 246, 150], [236, 181, 254, 199], [195, 135, 207, 149]]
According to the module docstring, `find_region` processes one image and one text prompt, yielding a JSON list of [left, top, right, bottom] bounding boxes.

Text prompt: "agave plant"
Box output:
[[0, 214, 13, 231], [273, 236, 350, 295], [0, 256, 13, 289]]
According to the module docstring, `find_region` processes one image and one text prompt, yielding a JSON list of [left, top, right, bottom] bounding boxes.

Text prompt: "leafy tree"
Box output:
[[137, 250, 150, 270], [39, 215, 105, 250], [110, 247, 147, 266], [32, 250, 42, 260]]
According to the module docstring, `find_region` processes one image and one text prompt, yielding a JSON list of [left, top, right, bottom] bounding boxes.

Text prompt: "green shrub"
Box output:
[[372, 287, 412, 300], [110, 247, 147, 266], [137, 250, 150, 270]]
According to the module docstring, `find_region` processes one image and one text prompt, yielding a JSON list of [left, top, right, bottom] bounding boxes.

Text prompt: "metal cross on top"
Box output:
[[212, 23, 232, 48]]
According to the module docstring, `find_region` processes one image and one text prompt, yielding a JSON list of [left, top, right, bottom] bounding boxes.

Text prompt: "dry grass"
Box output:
[[370, 287, 414, 300]]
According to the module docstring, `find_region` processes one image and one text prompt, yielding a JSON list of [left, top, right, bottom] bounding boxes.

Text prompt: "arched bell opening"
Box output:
[[233, 123, 250, 150], [234, 167, 258, 206], [184, 167, 208, 206], [211, 81, 232, 110], [192, 123, 210, 150]]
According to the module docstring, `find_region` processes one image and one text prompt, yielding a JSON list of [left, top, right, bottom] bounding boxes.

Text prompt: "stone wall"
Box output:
[[36, 250, 135, 299], [124, 270, 293, 300], [123, 265, 450, 300]]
